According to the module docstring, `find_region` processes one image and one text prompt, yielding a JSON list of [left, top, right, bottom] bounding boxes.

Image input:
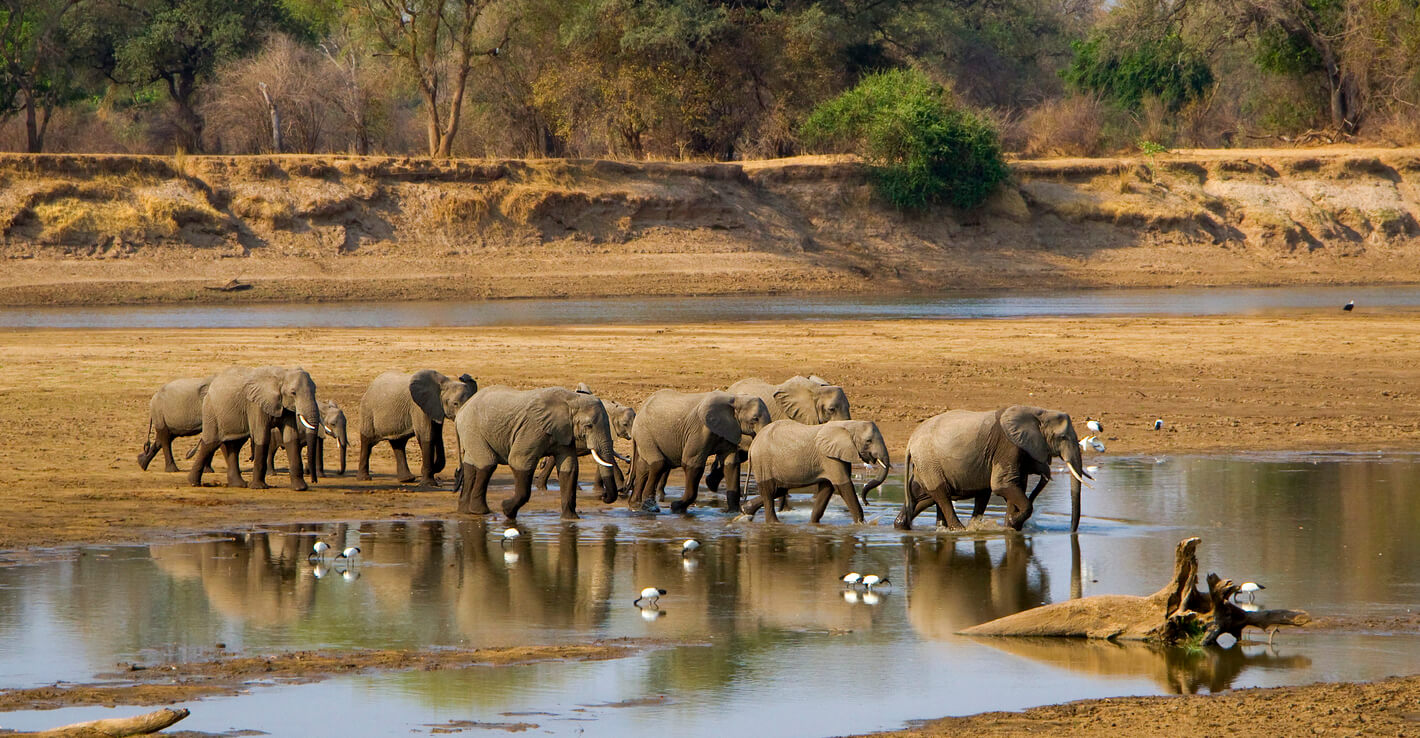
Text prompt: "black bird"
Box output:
[[1344, 300, 1355, 311]]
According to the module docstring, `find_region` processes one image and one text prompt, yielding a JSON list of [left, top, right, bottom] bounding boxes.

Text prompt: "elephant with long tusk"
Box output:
[[534, 387, 635, 498], [188, 366, 322, 492], [896, 405, 1093, 532]]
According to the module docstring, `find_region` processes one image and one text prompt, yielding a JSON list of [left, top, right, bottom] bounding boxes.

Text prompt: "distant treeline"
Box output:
[[3, 0, 1419, 158]]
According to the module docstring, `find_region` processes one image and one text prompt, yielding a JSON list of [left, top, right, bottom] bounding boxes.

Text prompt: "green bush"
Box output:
[[800, 68, 1009, 211], [1064, 33, 1213, 113]]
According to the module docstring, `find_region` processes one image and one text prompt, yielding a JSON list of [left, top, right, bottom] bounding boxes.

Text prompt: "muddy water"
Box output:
[[2, 453, 1419, 736], [3, 285, 1418, 328]]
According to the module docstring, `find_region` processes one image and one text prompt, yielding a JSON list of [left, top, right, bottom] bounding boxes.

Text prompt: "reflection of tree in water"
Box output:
[[970, 637, 1312, 695], [906, 536, 1054, 639]]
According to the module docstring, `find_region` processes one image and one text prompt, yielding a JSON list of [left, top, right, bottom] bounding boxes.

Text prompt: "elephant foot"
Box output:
[[396, 474, 416, 484], [419, 476, 439, 488], [500, 500, 524, 519], [638, 499, 661, 514], [560, 510, 581, 520], [164, 463, 180, 473], [669, 500, 692, 514], [356, 471, 371, 481], [459, 504, 492, 515], [290, 481, 308, 492], [247, 481, 265, 490]]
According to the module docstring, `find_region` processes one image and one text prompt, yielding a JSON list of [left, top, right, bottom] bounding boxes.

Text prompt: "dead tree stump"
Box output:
[[22, 707, 189, 737]]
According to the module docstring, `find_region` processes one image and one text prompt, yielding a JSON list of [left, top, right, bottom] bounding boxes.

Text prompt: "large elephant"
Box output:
[[896, 405, 1092, 532], [628, 390, 771, 514], [704, 375, 852, 497], [454, 386, 620, 520], [261, 399, 348, 478], [534, 385, 634, 497], [188, 366, 321, 491], [358, 370, 477, 485], [743, 419, 889, 524], [138, 375, 214, 472]]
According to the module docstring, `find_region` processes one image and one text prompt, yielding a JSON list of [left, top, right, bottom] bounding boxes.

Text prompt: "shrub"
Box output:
[[1022, 96, 1108, 157], [800, 68, 1009, 210], [1064, 33, 1213, 113]]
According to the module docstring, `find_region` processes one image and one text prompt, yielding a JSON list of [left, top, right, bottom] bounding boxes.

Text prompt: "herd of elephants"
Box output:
[[138, 367, 1096, 532]]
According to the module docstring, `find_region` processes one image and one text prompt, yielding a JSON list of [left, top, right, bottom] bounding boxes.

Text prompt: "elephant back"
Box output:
[[360, 371, 419, 440], [152, 375, 212, 435], [906, 409, 998, 492]]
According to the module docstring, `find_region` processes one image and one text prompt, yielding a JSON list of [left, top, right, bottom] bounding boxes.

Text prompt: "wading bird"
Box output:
[[1234, 581, 1265, 603], [682, 539, 700, 556], [634, 587, 666, 607], [841, 572, 862, 588], [1344, 300, 1355, 311], [336, 546, 360, 560], [862, 574, 890, 590], [309, 541, 330, 562], [1153, 419, 1164, 430], [1086, 418, 1103, 434]]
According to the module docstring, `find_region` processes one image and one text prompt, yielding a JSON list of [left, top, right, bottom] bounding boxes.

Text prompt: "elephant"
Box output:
[[628, 390, 771, 514], [742, 419, 889, 524], [358, 370, 477, 486], [188, 366, 321, 491], [138, 375, 215, 472], [260, 399, 348, 478], [705, 375, 853, 503], [534, 385, 634, 498], [895, 405, 1092, 532], [454, 385, 621, 520]]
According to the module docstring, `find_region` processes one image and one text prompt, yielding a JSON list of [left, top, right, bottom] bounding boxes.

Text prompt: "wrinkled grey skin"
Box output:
[[188, 366, 321, 491], [896, 406, 1090, 532], [705, 375, 852, 501], [263, 399, 348, 478], [358, 370, 477, 485], [138, 375, 214, 472], [743, 419, 890, 524], [454, 386, 619, 520], [629, 390, 771, 514], [534, 385, 634, 497]]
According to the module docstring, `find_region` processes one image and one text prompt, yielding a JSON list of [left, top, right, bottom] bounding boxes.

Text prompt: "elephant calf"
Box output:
[[534, 385, 634, 497], [139, 375, 214, 472], [898, 405, 1092, 532], [705, 375, 852, 498], [262, 399, 348, 478], [629, 390, 771, 513], [358, 370, 477, 486], [189, 366, 322, 491], [455, 385, 621, 520], [744, 419, 889, 524]]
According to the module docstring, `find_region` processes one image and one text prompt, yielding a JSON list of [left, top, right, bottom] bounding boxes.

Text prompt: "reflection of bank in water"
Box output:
[[966, 637, 1312, 695]]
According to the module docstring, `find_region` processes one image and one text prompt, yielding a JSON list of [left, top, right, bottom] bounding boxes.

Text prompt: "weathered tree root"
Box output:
[[21, 707, 189, 737], [961, 537, 1310, 643]]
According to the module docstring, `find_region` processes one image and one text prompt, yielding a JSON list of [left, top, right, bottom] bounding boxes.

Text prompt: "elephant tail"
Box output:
[[143, 416, 153, 452], [896, 450, 915, 526]]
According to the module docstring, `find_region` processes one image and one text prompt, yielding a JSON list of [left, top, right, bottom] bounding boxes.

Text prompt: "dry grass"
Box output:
[[1022, 96, 1108, 157]]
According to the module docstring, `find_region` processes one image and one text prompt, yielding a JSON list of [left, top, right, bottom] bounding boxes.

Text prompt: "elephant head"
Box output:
[[817, 420, 891, 500], [1000, 405, 1092, 531], [410, 370, 478, 423], [318, 399, 348, 475], [247, 367, 321, 477], [774, 376, 851, 423], [604, 400, 636, 441], [560, 392, 621, 504]]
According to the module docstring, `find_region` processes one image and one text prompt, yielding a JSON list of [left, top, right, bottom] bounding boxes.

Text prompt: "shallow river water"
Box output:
[[2, 452, 1418, 735], [4, 285, 1418, 328]]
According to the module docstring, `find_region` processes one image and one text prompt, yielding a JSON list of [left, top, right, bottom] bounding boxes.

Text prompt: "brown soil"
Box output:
[[1, 312, 1417, 551], [867, 674, 1420, 737], [3, 148, 1420, 306], [0, 642, 646, 711]]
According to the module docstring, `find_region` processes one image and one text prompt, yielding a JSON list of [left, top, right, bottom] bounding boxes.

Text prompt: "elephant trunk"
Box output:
[[1064, 443, 1085, 532], [591, 435, 619, 504], [305, 429, 319, 482], [860, 457, 890, 502], [337, 435, 347, 475]]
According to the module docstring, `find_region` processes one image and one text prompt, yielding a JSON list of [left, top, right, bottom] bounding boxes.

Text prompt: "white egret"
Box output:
[[1235, 582, 1265, 603], [634, 587, 667, 607]]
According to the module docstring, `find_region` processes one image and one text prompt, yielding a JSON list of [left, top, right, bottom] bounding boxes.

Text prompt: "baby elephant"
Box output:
[[745, 419, 890, 524]]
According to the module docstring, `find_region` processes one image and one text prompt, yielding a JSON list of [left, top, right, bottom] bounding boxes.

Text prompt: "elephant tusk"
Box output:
[[614, 451, 631, 463], [589, 448, 615, 468], [321, 424, 333, 435], [876, 459, 888, 469], [1066, 462, 1094, 488], [298, 414, 317, 431]]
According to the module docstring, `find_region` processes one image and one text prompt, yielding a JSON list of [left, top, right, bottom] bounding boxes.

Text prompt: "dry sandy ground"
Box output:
[[2, 312, 1418, 734], [1, 312, 1416, 551]]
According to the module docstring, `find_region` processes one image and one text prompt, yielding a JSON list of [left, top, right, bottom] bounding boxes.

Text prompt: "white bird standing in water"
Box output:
[[336, 546, 360, 560], [1079, 436, 1106, 453], [634, 587, 666, 607], [1086, 418, 1103, 434], [309, 541, 331, 562], [841, 572, 863, 588], [502, 528, 521, 544], [682, 539, 700, 556], [862, 574, 890, 590], [1234, 581, 1265, 603]]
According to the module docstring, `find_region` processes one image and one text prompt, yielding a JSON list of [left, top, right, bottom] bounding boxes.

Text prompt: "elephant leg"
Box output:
[[533, 456, 554, 491], [810, 481, 835, 524], [284, 426, 307, 492], [356, 435, 375, 481], [995, 483, 1033, 529], [633, 459, 666, 511], [671, 463, 705, 514], [703, 456, 724, 494], [310, 436, 322, 482], [390, 437, 415, 483], [837, 483, 866, 524], [971, 491, 991, 522], [221, 440, 246, 488], [722, 452, 744, 513], [933, 488, 967, 530], [429, 423, 446, 476], [656, 470, 669, 502], [777, 491, 793, 512], [265, 437, 279, 474], [158, 429, 178, 472], [249, 430, 272, 490], [1027, 474, 1049, 504], [459, 463, 496, 515], [187, 439, 221, 486], [556, 455, 580, 520], [755, 480, 778, 523], [502, 466, 535, 520]]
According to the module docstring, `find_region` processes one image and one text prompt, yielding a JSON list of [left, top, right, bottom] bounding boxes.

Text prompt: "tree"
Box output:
[[0, 0, 87, 152], [355, 0, 509, 157]]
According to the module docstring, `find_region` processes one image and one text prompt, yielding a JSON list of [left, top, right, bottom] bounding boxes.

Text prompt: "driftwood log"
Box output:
[[961, 537, 1310, 644], [21, 707, 189, 737]]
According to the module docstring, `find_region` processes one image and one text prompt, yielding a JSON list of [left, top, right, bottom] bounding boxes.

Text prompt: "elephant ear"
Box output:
[[702, 398, 741, 446], [772, 387, 815, 423], [1000, 405, 1050, 465], [244, 373, 283, 418], [574, 382, 593, 394], [409, 370, 447, 423], [526, 393, 575, 447], [815, 425, 860, 464], [807, 375, 831, 385]]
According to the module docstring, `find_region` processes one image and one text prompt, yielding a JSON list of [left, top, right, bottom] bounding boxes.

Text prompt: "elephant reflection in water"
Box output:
[[149, 530, 320, 627], [906, 536, 1054, 640], [971, 638, 1312, 695]]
